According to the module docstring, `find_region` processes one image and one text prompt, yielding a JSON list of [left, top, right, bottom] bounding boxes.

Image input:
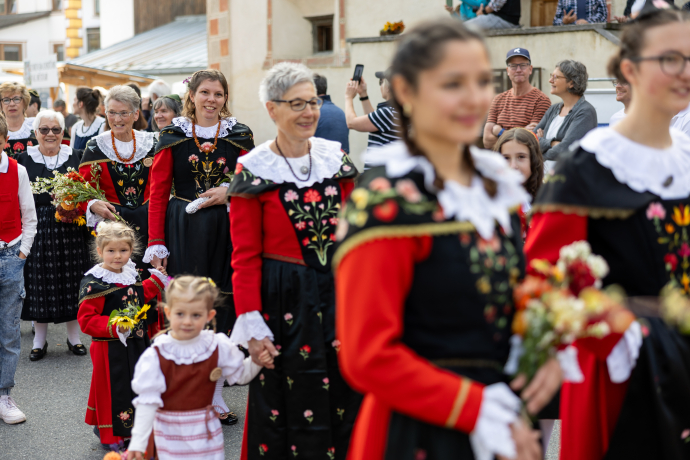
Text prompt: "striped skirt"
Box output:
[[154, 408, 224, 459]]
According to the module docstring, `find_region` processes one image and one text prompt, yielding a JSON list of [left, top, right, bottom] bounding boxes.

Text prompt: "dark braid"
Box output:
[[390, 18, 497, 197]]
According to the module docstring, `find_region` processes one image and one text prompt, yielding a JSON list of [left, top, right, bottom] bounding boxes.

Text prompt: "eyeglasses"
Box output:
[[508, 63, 531, 70], [271, 97, 323, 112], [37, 127, 62, 135], [631, 51, 690, 77], [549, 73, 567, 80], [106, 110, 134, 119], [1, 97, 22, 105]]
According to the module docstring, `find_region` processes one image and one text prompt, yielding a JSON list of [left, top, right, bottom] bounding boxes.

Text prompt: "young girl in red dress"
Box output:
[[126, 276, 262, 460], [78, 221, 168, 448]]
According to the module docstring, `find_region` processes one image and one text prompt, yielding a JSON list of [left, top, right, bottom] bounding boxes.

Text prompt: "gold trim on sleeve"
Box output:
[[445, 378, 472, 428], [530, 203, 636, 219]]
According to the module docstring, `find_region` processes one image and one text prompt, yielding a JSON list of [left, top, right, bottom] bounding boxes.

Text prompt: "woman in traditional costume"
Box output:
[[145, 69, 254, 338], [335, 20, 554, 460], [16, 111, 91, 361], [78, 221, 168, 448], [228, 62, 360, 460], [70, 87, 106, 151], [0, 82, 35, 158], [525, 8, 690, 460], [78, 85, 156, 272]]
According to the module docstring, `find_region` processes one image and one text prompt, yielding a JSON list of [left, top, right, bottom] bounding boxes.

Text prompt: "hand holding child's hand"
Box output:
[[248, 337, 279, 369]]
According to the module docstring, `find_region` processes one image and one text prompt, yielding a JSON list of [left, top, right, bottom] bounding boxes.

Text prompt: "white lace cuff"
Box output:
[[469, 382, 521, 460], [143, 245, 170, 263], [117, 327, 131, 347], [148, 268, 170, 288], [219, 182, 230, 188], [86, 199, 105, 228], [503, 335, 524, 375], [186, 197, 209, 214], [607, 321, 643, 384], [229, 311, 274, 347], [557, 346, 584, 383]]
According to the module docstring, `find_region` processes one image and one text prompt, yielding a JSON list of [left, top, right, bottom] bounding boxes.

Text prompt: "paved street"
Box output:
[[0, 321, 246, 460]]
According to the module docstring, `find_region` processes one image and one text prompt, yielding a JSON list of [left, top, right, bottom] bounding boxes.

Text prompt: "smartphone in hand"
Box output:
[[353, 64, 364, 83]]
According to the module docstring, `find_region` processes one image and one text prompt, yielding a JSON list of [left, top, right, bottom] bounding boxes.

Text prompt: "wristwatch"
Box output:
[[359, 96, 369, 101]]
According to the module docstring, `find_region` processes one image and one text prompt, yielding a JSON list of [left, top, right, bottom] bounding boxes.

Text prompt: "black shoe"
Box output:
[[67, 339, 87, 356], [29, 341, 47, 361], [219, 411, 238, 426]]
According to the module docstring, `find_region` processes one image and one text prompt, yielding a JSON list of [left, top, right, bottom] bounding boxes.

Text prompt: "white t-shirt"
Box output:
[[609, 108, 626, 126], [546, 115, 566, 140]]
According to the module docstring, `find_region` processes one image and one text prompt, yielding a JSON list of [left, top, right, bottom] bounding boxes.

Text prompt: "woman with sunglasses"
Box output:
[[77, 86, 159, 281], [525, 7, 690, 460], [0, 82, 36, 158], [227, 62, 360, 460], [15, 110, 90, 361], [146, 67, 254, 357]]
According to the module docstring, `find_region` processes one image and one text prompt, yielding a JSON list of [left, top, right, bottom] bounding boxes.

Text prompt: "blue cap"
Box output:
[[506, 47, 531, 64]]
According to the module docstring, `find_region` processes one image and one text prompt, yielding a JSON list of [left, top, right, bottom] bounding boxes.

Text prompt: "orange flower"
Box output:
[[666, 223, 676, 234], [103, 453, 121, 460], [513, 275, 552, 311], [512, 310, 527, 336], [672, 205, 690, 227]]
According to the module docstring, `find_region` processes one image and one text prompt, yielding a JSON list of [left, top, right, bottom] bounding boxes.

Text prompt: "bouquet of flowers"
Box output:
[[380, 21, 405, 36], [512, 241, 635, 380], [660, 283, 690, 334], [108, 302, 151, 333], [30, 164, 120, 225]]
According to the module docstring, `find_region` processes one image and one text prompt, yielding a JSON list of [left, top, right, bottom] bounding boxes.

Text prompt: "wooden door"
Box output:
[[531, 0, 560, 26]]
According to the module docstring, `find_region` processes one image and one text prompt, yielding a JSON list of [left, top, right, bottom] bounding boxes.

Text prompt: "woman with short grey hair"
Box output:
[[16, 110, 90, 361], [228, 61, 361, 459], [151, 94, 182, 132], [534, 60, 598, 161], [77, 85, 160, 284]]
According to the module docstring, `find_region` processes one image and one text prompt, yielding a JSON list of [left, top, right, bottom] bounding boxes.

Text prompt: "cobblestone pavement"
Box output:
[[0, 321, 246, 460]]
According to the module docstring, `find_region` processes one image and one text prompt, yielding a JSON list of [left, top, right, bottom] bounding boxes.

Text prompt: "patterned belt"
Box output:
[[172, 195, 192, 203]]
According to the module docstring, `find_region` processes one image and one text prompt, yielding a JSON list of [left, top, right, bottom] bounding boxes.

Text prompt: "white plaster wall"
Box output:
[[15, 0, 47, 13], [346, 0, 446, 39], [0, 15, 65, 61], [100, 0, 134, 49], [292, 0, 334, 17], [80, 0, 101, 56], [272, 0, 312, 58]]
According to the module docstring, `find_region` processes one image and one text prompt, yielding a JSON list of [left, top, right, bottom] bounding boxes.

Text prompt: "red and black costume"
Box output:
[[79, 130, 156, 273], [146, 117, 254, 334], [335, 142, 531, 460], [525, 127, 690, 460], [77, 261, 167, 445], [227, 138, 361, 460], [4, 117, 36, 158]]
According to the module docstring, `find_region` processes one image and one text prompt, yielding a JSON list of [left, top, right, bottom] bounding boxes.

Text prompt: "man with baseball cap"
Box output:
[[345, 67, 401, 154], [483, 47, 551, 149]]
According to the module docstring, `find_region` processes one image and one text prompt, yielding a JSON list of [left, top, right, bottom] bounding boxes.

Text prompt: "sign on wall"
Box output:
[[24, 55, 59, 88]]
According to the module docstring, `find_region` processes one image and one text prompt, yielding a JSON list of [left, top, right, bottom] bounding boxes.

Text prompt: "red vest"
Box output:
[[0, 157, 22, 243]]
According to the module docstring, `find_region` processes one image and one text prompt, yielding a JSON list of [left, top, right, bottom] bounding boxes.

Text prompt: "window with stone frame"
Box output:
[[309, 15, 334, 54]]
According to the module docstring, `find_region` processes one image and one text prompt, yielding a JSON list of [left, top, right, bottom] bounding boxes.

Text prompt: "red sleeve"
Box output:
[[336, 237, 484, 433], [142, 274, 166, 302], [524, 211, 588, 269], [78, 296, 118, 339], [340, 179, 355, 202], [148, 148, 174, 247], [231, 195, 263, 315]]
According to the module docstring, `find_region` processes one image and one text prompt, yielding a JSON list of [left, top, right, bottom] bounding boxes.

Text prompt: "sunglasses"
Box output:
[[38, 127, 63, 135]]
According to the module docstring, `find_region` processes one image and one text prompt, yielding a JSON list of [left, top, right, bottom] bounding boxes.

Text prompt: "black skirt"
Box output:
[[246, 259, 362, 460], [22, 205, 92, 323]]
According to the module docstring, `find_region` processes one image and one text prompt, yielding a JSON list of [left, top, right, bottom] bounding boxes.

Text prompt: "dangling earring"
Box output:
[[403, 103, 413, 117]]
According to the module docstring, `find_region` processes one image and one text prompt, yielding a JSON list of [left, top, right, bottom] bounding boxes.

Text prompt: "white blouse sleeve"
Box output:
[[606, 321, 643, 383], [131, 347, 167, 408], [215, 333, 251, 386], [228, 311, 274, 347], [86, 199, 106, 228], [143, 245, 170, 263]]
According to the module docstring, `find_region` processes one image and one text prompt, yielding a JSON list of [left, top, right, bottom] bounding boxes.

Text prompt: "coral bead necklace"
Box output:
[[192, 119, 221, 154], [111, 130, 137, 163]]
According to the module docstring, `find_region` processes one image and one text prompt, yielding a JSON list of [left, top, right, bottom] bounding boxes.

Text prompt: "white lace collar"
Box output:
[[239, 138, 344, 188], [172, 117, 237, 139], [94, 130, 155, 164], [85, 259, 138, 285], [153, 329, 218, 365], [74, 116, 105, 137], [8, 117, 34, 139], [580, 127, 690, 199], [27, 144, 72, 169], [364, 141, 529, 239]]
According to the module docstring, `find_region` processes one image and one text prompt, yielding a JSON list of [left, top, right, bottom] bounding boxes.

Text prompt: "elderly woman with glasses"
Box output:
[[150, 94, 182, 132], [0, 82, 36, 158], [15, 110, 91, 362], [227, 62, 360, 460], [78, 85, 159, 276], [534, 60, 598, 163]]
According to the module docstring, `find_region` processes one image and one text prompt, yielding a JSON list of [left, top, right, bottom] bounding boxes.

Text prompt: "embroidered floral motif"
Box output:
[[647, 201, 690, 292], [117, 409, 133, 428], [322, 378, 329, 390], [269, 409, 279, 422], [282, 184, 341, 266], [303, 409, 314, 423], [287, 376, 294, 390], [107, 159, 148, 208], [259, 444, 269, 456], [336, 408, 345, 420], [291, 445, 299, 457], [284, 313, 294, 326], [259, 373, 265, 387], [327, 447, 336, 459], [332, 339, 341, 352], [299, 345, 311, 360]]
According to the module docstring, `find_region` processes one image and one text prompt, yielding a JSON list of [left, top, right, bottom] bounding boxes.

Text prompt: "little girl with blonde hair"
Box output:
[[78, 221, 169, 448], [126, 276, 263, 460]]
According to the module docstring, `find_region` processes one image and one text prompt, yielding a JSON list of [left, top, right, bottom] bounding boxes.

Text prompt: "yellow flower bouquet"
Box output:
[[108, 303, 151, 332]]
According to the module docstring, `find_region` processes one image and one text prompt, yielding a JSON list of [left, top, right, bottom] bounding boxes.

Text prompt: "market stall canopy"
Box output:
[[67, 15, 207, 75]]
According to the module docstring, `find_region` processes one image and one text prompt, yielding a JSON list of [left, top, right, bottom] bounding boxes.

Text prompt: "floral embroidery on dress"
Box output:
[[299, 345, 311, 360], [327, 447, 336, 459], [647, 201, 690, 292], [336, 408, 345, 420], [303, 409, 314, 423], [117, 408, 133, 428], [107, 160, 148, 209], [269, 409, 279, 422], [322, 378, 330, 390], [259, 444, 269, 456], [291, 445, 298, 457]]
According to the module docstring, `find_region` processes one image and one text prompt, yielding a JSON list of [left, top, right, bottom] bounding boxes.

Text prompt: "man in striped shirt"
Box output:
[[345, 69, 402, 148], [483, 48, 552, 149]]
